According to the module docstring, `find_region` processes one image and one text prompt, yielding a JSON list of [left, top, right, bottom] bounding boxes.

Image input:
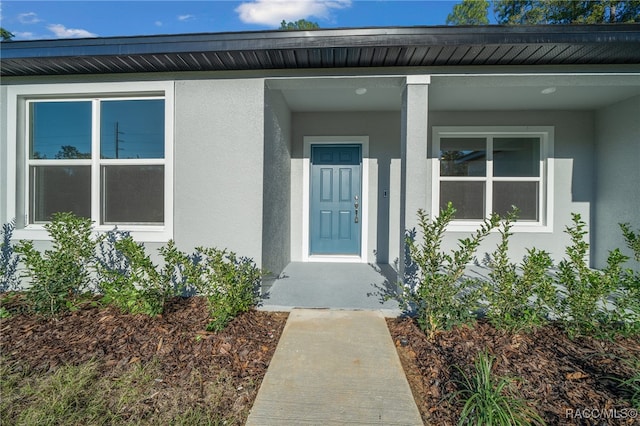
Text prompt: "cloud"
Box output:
[[13, 31, 36, 39], [155, 21, 163, 27], [18, 12, 42, 24], [178, 14, 195, 21], [47, 24, 97, 38], [236, 0, 351, 26]]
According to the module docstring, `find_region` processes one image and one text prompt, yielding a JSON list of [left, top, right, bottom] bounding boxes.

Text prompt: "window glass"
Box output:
[[493, 138, 540, 177], [493, 181, 539, 220], [100, 100, 165, 159], [440, 181, 485, 219], [30, 102, 92, 159], [440, 138, 486, 177], [30, 166, 91, 222], [102, 165, 164, 224]]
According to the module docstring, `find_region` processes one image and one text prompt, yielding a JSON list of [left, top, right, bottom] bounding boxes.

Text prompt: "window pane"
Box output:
[[493, 137, 540, 177], [30, 102, 92, 159], [100, 100, 165, 159], [440, 138, 486, 176], [493, 181, 539, 220], [440, 181, 485, 219], [102, 166, 164, 224], [30, 166, 91, 222]]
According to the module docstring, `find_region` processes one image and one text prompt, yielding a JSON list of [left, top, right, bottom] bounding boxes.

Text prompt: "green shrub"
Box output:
[[98, 237, 187, 316], [483, 209, 555, 332], [557, 213, 628, 337], [1, 219, 20, 292], [185, 247, 261, 332], [453, 351, 545, 426], [402, 203, 499, 339], [613, 223, 640, 335], [14, 213, 95, 316], [620, 223, 640, 262]]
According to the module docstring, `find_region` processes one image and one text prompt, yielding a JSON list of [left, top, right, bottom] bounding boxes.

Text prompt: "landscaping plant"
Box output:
[[453, 351, 545, 426], [556, 213, 631, 337], [14, 212, 95, 316], [184, 247, 261, 332], [98, 237, 188, 316], [614, 222, 640, 335], [620, 223, 640, 262], [482, 208, 556, 332], [402, 203, 500, 339], [0, 219, 20, 293]]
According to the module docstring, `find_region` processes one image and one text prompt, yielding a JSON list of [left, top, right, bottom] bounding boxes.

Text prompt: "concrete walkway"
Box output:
[[246, 309, 423, 425]]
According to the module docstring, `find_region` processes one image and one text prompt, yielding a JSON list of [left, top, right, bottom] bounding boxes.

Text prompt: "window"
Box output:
[[7, 82, 174, 240], [28, 98, 165, 225], [433, 127, 553, 231]]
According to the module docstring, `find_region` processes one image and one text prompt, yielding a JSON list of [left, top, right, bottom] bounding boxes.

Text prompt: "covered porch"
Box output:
[[260, 262, 402, 316]]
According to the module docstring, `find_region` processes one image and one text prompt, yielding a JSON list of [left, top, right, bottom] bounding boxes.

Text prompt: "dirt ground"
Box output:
[[2, 297, 639, 425], [0, 297, 288, 424], [387, 317, 640, 425]]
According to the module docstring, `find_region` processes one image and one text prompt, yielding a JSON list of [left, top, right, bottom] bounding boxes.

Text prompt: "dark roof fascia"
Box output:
[[3, 24, 639, 59], [1, 24, 639, 76]]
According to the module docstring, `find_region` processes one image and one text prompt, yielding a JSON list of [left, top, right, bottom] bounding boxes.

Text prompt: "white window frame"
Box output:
[[432, 126, 554, 233], [6, 82, 174, 242]]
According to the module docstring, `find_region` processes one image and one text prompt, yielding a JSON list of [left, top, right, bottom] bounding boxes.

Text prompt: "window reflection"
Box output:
[[440, 138, 487, 176], [30, 102, 92, 159], [100, 100, 165, 159]]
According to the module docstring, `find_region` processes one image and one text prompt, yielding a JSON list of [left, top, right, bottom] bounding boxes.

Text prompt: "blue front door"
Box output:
[[310, 145, 361, 255]]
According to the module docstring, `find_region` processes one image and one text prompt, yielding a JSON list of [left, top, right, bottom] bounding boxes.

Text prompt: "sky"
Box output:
[[1, 0, 467, 41]]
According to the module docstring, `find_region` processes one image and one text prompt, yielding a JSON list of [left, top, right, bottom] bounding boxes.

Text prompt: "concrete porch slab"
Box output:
[[246, 309, 423, 425], [259, 262, 402, 316]]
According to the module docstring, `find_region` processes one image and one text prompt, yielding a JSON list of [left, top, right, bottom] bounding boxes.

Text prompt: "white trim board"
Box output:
[[302, 136, 370, 263]]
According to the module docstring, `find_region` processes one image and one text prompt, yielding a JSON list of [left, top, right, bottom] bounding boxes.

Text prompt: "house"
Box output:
[[1, 24, 639, 282]]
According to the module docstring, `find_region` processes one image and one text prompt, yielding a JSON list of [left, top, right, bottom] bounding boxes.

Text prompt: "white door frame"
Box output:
[[302, 136, 369, 263]]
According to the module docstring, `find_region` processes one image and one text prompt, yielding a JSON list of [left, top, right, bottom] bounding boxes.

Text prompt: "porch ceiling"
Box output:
[[273, 74, 640, 112]]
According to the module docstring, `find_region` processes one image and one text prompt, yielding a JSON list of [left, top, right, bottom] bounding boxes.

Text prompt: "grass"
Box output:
[[0, 357, 244, 426], [452, 351, 545, 426], [617, 357, 640, 410]]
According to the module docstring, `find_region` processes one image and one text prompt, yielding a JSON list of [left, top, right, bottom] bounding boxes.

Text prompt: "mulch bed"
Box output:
[[0, 297, 288, 421], [3, 297, 639, 425], [388, 317, 640, 425]]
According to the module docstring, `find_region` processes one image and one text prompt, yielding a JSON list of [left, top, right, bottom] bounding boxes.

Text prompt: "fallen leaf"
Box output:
[[565, 371, 589, 380]]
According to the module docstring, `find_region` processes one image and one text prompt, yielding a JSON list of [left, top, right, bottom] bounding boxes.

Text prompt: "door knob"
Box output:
[[354, 196, 359, 223]]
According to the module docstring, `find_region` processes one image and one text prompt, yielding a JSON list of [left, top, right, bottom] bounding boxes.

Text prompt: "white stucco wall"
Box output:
[[262, 89, 292, 276], [173, 78, 265, 264], [594, 95, 640, 270], [0, 85, 7, 227], [290, 111, 402, 265], [429, 110, 595, 265]]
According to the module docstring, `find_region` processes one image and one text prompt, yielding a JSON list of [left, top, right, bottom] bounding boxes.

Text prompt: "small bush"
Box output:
[[402, 203, 499, 339], [453, 351, 545, 426], [1, 219, 20, 292], [614, 223, 640, 335], [483, 209, 555, 332], [557, 213, 629, 337], [14, 213, 95, 316], [620, 223, 640, 263], [98, 237, 187, 316], [185, 247, 261, 332]]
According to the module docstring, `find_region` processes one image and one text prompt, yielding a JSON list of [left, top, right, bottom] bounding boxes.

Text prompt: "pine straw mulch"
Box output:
[[388, 317, 640, 425], [0, 296, 288, 423]]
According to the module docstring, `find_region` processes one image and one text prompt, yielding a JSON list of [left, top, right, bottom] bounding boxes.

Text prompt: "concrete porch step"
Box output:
[[246, 309, 423, 425]]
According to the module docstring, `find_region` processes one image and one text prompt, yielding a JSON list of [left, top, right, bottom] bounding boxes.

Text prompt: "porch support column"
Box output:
[[399, 75, 430, 281]]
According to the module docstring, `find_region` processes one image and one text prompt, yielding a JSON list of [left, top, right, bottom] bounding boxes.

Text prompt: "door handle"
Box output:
[[354, 196, 359, 223]]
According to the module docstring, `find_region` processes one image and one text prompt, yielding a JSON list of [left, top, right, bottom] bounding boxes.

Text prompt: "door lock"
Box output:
[[354, 195, 359, 223]]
